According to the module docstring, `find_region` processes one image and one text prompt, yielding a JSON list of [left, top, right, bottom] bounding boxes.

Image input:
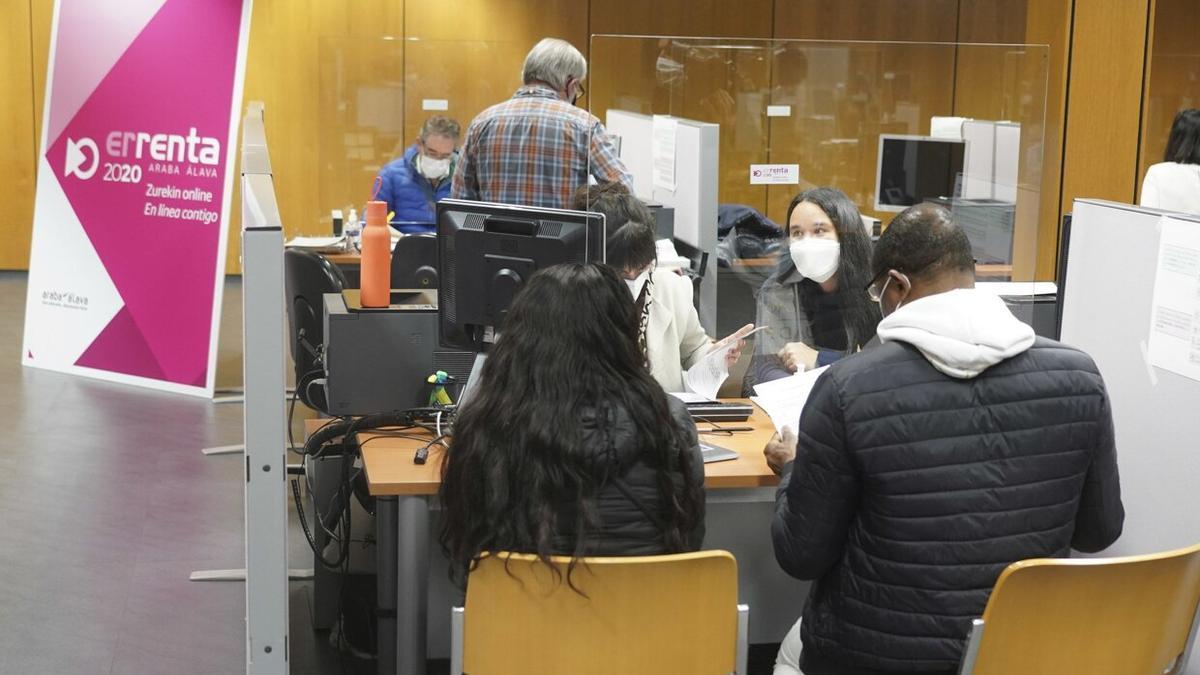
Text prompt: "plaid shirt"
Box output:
[[451, 85, 633, 209]]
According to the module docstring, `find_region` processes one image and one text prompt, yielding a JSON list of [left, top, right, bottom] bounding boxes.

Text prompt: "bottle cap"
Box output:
[[365, 200, 387, 225]]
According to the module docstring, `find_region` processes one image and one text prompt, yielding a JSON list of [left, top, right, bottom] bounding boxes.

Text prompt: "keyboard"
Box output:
[[685, 402, 753, 422]]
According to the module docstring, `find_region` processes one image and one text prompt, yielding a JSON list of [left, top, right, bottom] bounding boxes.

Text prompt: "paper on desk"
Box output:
[[750, 365, 830, 435], [287, 235, 346, 249], [682, 324, 766, 399], [1147, 216, 1200, 382], [668, 391, 714, 404]]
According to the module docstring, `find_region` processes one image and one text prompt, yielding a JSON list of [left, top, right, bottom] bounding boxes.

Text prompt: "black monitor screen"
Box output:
[[436, 199, 605, 351], [876, 136, 966, 210]]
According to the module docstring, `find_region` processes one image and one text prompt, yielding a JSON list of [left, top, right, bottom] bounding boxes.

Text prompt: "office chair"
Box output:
[[451, 551, 749, 675], [391, 233, 438, 289], [958, 541, 1200, 675], [284, 248, 348, 411]]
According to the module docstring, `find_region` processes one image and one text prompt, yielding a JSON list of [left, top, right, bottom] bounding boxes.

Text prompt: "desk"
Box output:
[[306, 399, 779, 675]]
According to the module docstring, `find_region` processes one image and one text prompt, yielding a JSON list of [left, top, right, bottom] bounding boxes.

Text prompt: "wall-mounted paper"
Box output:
[[651, 115, 678, 192], [1147, 216, 1200, 382], [422, 99, 449, 111], [767, 105, 792, 117]]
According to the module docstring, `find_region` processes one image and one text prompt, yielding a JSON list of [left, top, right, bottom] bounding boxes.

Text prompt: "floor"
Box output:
[[0, 270, 779, 674]]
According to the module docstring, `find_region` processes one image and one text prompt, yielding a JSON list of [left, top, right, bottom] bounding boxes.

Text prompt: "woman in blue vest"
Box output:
[[374, 115, 460, 233]]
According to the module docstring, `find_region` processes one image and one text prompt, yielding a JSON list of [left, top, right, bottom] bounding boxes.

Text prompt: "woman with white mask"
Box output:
[[746, 187, 881, 391], [572, 182, 748, 393]]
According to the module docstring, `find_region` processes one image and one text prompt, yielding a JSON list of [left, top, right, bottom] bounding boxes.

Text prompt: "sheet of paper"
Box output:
[[682, 324, 767, 399], [651, 115, 677, 192], [286, 235, 345, 249], [751, 365, 830, 435], [1147, 216, 1200, 382], [668, 391, 714, 404]]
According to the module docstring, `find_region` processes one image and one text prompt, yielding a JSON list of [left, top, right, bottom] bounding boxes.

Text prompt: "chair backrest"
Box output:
[[283, 249, 347, 400], [964, 542, 1200, 675], [391, 233, 438, 289], [463, 551, 739, 675]]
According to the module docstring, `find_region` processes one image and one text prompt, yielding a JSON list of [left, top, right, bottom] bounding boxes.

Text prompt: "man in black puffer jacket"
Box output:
[[765, 204, 1124, 675]]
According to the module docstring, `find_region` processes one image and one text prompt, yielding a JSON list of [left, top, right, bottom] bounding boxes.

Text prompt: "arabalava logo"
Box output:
[[64, 137, 99, 180]]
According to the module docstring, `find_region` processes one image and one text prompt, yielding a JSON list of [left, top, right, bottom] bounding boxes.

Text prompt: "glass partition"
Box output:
[[305, 35, 1050, 392], [588, 36, 1050, 368], [317, 36, 407, 230]]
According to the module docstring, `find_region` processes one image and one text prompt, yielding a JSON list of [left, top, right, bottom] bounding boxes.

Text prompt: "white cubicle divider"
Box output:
[[606, 110, 655, 201], [240, 102, 290, 674], [956, 119, 1020, 202], [1061, 200, 1200, 565], [605, 110, 720, 334]]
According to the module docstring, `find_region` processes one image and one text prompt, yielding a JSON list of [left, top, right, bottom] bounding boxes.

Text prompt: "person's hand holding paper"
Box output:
[[682, 324, 765, 399], [763, 428, 798, 476]]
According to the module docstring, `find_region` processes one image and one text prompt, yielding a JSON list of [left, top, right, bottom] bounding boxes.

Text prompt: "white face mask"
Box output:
[[418, 154, 451, 180], [789, 238, 840, 283], [626, 269, 651, 299]]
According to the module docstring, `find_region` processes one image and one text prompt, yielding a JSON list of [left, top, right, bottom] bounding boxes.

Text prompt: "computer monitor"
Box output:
[[874, 134, 967, 212], [436, 199, 605, 351]]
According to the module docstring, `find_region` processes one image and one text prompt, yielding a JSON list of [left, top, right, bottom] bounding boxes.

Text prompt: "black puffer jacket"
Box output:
[[772, 337, 1124, 675], [552, 396, 706, 555]]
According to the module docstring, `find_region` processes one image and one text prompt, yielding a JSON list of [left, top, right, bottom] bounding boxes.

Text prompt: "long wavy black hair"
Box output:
[[783, 187, 881, 352], [439, 262, 702, 584]]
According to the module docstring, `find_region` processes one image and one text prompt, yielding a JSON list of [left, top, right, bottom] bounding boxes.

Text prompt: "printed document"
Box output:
[[750, 365, 830, 435], [651, 115, 678, 192], [1147, 216, 1200, 382], [682, 324, 765, 399]]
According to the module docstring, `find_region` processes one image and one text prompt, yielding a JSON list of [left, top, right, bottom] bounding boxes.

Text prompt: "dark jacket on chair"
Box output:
[[553, 396, 706, 556], [772, 288, 1124, 675]]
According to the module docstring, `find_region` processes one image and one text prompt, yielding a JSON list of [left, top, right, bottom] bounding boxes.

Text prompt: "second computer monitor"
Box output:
[[436, 199, 605, 352], [874, 134, 967, 212]]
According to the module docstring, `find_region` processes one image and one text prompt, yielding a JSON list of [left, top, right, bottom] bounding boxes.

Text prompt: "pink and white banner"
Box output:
[[22, 0, 251, 397]]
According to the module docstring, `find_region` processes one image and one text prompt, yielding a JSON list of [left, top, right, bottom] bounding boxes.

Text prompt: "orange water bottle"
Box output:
[[360, 200, 391, 307]]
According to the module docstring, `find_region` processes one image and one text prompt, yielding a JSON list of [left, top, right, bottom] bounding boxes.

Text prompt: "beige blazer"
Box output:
[[644, 269, 712, 392]]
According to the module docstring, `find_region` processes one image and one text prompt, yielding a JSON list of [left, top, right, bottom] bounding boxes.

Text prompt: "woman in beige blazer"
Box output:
[[573, 182, 745, 392]]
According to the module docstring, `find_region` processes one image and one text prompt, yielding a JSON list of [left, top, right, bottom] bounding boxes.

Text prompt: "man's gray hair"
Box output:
[[521, 38, 587, 91], [419, 115, 461, 142]]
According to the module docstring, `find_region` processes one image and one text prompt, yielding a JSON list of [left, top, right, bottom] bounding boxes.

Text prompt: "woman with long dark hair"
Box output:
[[439, 262, 706, 582], [1140, 109, 1200, 213], [746, 187, 881, 390]]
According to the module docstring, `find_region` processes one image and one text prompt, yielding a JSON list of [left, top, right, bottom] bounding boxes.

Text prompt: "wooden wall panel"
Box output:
[[0, 0, 37, 270], [1138, 0, 1200, 195], [768, 0, 959, 225], [1023, 0, 1071, 280], [225, 0, 405, 272], [773, 0, 959, 42], [30, 0, 51, 153], [590, 0, 773, 38], [403, 0, 588, 157], [1060, 1, 1152, 217], [954, 0, 1065, 280]]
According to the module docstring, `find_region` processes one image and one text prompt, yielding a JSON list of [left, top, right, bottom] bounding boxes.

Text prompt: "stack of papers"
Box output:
[[750, 365, 829, 435], [286, 235, 346, 252]]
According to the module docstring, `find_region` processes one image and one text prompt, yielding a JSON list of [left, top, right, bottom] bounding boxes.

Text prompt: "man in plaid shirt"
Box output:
[[451, 38, 634, 209]]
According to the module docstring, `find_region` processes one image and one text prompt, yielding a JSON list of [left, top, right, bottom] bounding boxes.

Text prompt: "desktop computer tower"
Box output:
[[323, 290, 474, 416]]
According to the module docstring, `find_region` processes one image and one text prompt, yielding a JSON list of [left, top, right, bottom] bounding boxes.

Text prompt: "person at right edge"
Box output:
[[1140, 108, 1200, 214], [765, 203, 1125, 675]]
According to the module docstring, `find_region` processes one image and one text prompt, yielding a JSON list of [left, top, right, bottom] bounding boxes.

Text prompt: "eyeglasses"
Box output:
[[864, 270, 892, 302], [572, 80, 586, 101]]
